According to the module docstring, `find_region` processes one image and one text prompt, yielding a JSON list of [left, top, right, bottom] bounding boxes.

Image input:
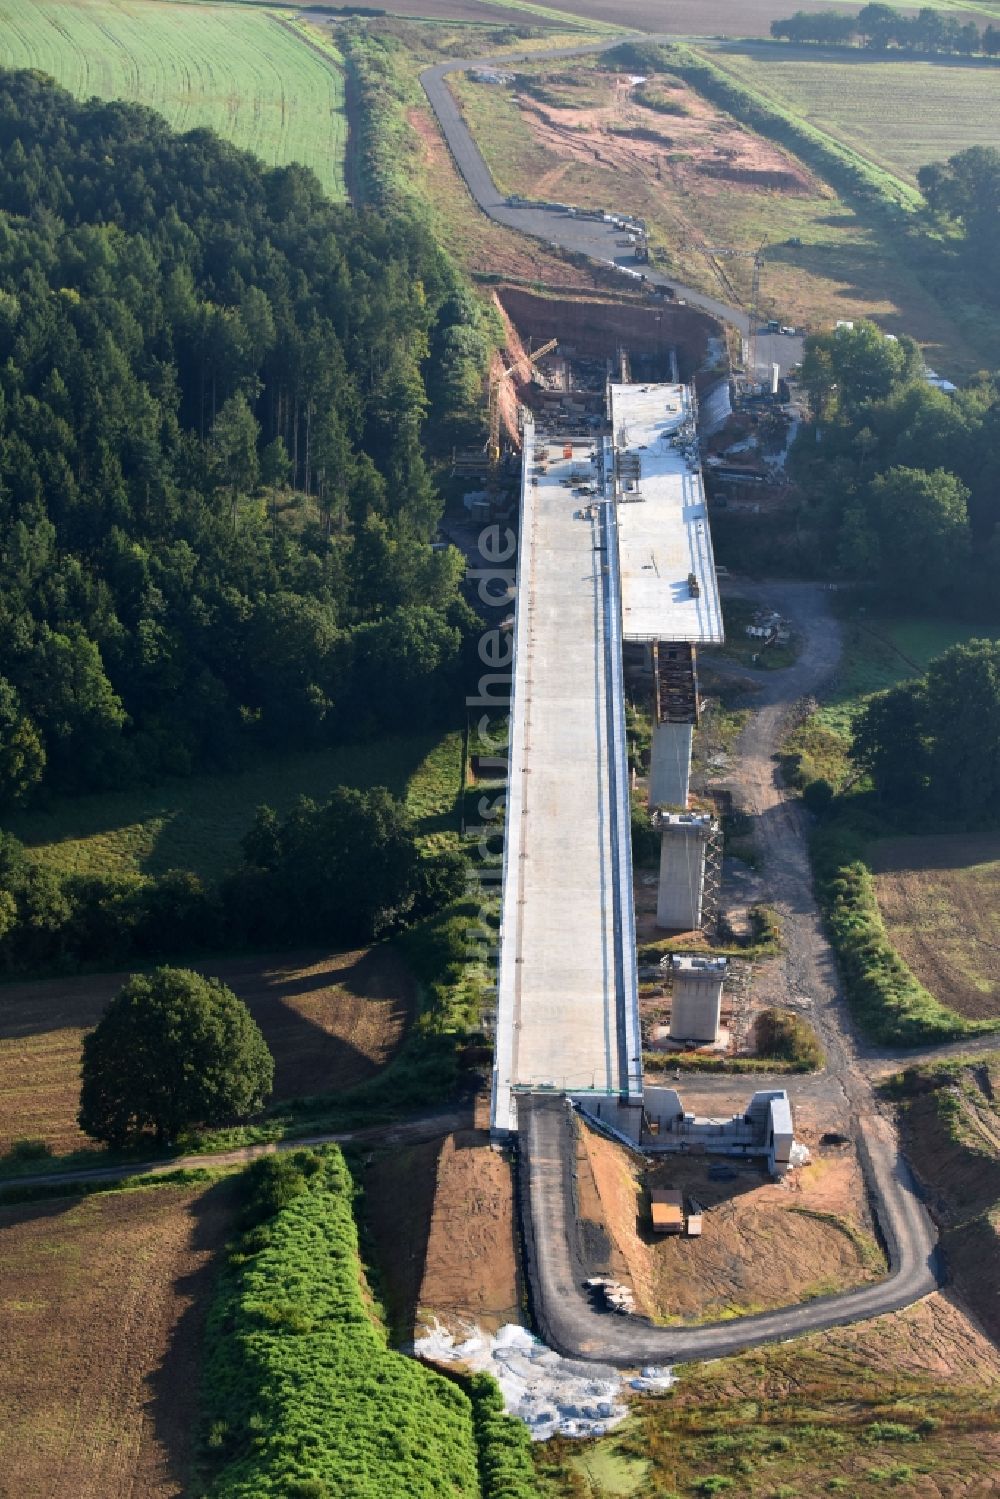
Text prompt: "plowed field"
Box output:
[[0, 1179, 235, 1499], [0, 946, 413, 1157], [871, 833, 1000, 1021]]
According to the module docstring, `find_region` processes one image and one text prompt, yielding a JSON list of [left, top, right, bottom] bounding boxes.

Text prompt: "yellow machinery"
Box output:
[[487, 338, 558, 470]]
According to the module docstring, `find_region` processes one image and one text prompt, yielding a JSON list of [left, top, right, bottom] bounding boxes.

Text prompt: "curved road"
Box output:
[[419, 42, 805, 375], [521, 583, 939, 1364]]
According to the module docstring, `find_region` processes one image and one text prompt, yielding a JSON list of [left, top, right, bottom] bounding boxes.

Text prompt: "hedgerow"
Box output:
[[662, 45, 922, 215], [467, 1373, 540, 1499], [199, 1147, 485, 1498], [811, 827, 989, 1045]]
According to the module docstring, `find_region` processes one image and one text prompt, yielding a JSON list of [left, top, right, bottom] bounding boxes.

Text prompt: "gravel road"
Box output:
[[0, 1108, 473, 1194], [419, 41, 805, 375]]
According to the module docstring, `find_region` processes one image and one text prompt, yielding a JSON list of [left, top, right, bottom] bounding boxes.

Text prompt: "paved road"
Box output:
[[522, 1094, 936, 1364], [519, 583, 940, 1365], [0, 1108, 472, 1194], [419, 42, 805, 375]]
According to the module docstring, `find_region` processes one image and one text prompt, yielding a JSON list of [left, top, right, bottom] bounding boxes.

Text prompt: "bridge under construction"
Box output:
[[491, 381, 724, 1138]]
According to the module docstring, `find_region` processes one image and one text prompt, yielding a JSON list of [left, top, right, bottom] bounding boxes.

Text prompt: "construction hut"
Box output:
[[650, 1187, 685, 1234]]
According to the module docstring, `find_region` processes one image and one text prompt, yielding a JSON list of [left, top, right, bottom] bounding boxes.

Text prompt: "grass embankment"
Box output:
[[887, 1052, 1000, 1343], [783, 614, 999, 1045], [199, 1148, 538, 1499], [0, 0, 348, 198], [9, 730, 462, 882], [704, 44, 1000, 187]]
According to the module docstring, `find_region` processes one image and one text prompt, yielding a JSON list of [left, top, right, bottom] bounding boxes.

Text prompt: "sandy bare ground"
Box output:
[[361, 1127, 519, 1340], [578, 1119, 882, 1324]]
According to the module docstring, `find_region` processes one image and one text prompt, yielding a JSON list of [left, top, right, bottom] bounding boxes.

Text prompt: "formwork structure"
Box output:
[[653, 811, 721, 931]]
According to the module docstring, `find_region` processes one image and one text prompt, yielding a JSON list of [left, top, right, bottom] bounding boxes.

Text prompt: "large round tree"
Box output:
[[79, 967, 274, 1148]]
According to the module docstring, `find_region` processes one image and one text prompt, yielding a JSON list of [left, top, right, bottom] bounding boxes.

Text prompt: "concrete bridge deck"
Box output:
[[491, 419, 641, 1134]]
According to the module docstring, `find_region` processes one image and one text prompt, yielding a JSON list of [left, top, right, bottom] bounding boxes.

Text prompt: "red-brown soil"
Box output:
[[0, 1179, 235, 1499], [517, 73, 814, 204], [361, 1127, 519, 1339], [0, 946, 413, 1156], [577, 1118, 884, 1324]]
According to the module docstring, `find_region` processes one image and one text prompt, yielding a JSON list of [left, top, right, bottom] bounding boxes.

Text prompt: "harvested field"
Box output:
[[0, 1179, 235, 1499], [709, 45, 1000, 183], [360, 1127, 519, 1340], [0, 946, 413, 1157], [871, 834, 1000, 1021], [0, 0, 348, 198], [576, 1116, 883, 1324]]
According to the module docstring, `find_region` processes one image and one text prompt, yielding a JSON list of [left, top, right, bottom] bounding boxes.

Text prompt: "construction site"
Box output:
[[450, 276, 937, 1370]]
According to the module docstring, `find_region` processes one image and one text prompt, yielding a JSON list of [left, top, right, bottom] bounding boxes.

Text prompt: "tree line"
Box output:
[[918, 146, 1000, 291], [790, 321, 1000, 609], [772, 5, 999, 55], [0, 785, 463, 976], [852, 639, 1000, 821], [0, 69, 496, 811]]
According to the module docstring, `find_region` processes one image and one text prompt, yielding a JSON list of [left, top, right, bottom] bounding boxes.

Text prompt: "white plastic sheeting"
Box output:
[[415, 1321, 664, 1439]]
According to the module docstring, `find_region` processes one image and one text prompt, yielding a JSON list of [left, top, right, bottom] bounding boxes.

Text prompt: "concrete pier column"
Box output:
[[669, 955, 727, 1042], [649, 720, 693, 809], [654, 812, 714, 930]]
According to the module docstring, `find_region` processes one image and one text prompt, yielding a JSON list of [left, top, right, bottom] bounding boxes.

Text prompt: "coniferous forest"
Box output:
[[0, 69, 491, 811]]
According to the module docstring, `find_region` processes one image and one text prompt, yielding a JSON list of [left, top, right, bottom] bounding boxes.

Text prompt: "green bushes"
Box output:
[[755, 1008, 824, 1069], [467, 1373, 540, 1499], [812, 830, 986, 1044], [200, 1147, 484, 1498]]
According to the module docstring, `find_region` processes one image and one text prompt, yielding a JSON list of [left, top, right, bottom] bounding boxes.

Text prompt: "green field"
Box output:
[[0, 0, 348, 198], [7, 730, 464, 882], [705, 45, 1000, 184]]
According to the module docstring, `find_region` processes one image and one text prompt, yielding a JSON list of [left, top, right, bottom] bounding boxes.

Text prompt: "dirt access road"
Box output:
[[0, 1108, 472, 1195], [420, 39, 804, 377], [521, 582, 940, 1364]]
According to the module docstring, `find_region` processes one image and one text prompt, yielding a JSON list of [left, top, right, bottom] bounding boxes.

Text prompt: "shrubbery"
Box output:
[[755, 1008, 824, 1069], [467, 1373, 540, 1499], [812, 828, 986, 1044], [0, 787, 465, 976], [199, 1148, 534, 1497]]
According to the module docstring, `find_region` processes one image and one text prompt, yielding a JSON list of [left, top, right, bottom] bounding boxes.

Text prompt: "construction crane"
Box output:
[[488, 338, 558, 469], [681, 240, 766, 374]]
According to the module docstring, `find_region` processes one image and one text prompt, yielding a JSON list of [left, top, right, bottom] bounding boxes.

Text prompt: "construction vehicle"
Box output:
[[487, 338, 558, 471]]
